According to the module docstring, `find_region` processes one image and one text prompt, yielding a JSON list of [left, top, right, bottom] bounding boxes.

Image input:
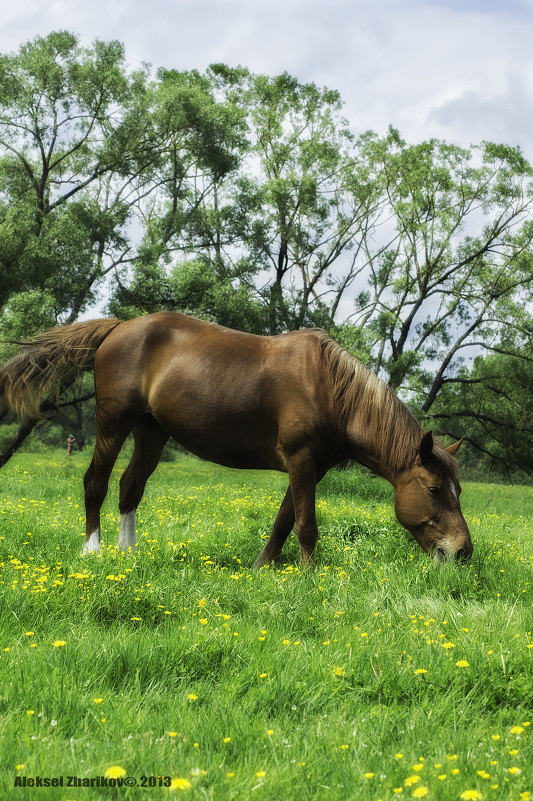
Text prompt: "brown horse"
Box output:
[[0, 312, 472, 564]]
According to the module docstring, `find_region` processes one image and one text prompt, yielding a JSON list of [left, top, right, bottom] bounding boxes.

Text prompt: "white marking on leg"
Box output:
[[118, 509, 138, 552], [82, 529, 102, 555]]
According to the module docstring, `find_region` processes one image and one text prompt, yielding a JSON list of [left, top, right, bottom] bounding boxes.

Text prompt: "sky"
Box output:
[[3, 0, 533, 160]]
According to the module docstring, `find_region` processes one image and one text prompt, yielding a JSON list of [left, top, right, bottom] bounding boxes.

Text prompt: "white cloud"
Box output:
[[2, 0, 533, 157]]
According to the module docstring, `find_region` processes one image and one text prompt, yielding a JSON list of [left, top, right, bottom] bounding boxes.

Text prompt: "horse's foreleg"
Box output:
[[117, 414, 169, 552], [287, 452, 320, 567], [253, 485, 295, 567]]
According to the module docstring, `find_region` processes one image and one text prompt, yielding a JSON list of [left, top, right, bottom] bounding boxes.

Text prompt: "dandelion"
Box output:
[[256, 771, 266, 778], [511, 725, 525, 734], [414, 669, 428, 675], [223, 737, 231, 743], [460, 792, 483, 801], [364, 772, 375, 779], [169, 777, 192, 790], [198, 598, 207, 608], [437, 775, 447, 781], [267, 729, 274, 736], [93, 698, 103, 704], [395, 753, 404, 759], [508, 767, 521, 775], [259, 672, 267, 678], [15, 764, 24, 770], [130, 616, 142, 621], [393, 789, 403, 795], [25, 632, 34, 637], [404, 776, 421, 787], [455, 660, 470, 668], [52, 640, 66, 647], [187, 694, 198, 701], [169, 732, 178, 737], [104, 766, 126, 779], [412, 788, 429, 799], [26, 710, 34, 715], [334, 667, 344, 677]]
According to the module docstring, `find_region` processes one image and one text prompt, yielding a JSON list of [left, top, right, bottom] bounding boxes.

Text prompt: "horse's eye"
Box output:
[[427, 486, 440, 495]]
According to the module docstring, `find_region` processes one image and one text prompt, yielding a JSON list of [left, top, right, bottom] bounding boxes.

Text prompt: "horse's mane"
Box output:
[[318, 333, 457, 478]]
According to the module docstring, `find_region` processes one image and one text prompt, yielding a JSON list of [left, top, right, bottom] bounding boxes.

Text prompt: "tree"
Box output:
[[427, 349, 533, 479], [345, 130, 533, 415]]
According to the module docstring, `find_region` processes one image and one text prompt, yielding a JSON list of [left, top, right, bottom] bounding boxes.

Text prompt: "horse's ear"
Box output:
[[446, 437, 464, 457], [417, 430, 434, 465]]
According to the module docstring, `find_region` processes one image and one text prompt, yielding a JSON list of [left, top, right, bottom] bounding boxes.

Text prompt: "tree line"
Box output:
[[1, 31, 532, 478]]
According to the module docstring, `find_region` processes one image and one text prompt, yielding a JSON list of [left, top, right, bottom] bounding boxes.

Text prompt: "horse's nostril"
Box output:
[[455, 547, 470, 562], [435, 547, 446, 562]]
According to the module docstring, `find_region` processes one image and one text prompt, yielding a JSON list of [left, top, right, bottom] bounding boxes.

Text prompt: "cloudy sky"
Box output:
[[3, 0, 533, 159]]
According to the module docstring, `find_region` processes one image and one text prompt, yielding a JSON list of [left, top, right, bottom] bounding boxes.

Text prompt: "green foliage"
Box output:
[[0, 454, 532, 799]]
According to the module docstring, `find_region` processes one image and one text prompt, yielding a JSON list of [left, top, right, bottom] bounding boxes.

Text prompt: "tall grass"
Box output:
[[1, 450, 532, 800]]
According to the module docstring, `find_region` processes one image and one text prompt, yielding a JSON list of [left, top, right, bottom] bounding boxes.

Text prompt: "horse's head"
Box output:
[[394, 431, 473, 563]]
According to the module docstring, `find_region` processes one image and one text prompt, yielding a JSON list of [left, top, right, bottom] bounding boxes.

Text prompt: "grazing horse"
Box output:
[[0, 312, 472, 564]]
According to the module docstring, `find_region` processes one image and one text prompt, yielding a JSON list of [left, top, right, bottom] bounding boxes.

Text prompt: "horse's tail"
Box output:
[[0, 318, 122, 420]]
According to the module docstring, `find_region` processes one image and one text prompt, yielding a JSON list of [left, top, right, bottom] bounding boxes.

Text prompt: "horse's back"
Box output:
[[93, 313, 336, 470]]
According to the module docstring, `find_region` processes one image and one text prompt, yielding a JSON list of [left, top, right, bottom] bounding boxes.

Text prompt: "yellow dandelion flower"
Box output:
[[412, 763, 424, 772], [334, 667, 344, 677], [447, 754, 458, 761], [395, 753, 404, 759], [25, 632, 34, 637], [169, 732, 178, 737], [412, 788, 429, 799], [393, 789, 403, 795], [256, 771, 266, 778], [198, 598, 207, 608], [187, 694, 198, 701], [511, 725, 524, 734], [491, 735, 500, 741], [52, 640, 66, 647], [104, 766, 126, 779], [508, 767, 521, 775], [452, 768, 460, 775], [437, 775, 447, 781], [414, 669, 428, 674], [460, 792, 483, 801], [93, 698, 103, 704], [26, 710, 34, 715], [199, 618, 208, 625], [15, 765, 24, 770], [223, 737, 231, 743], [364, 772, 375, 779], [169, 777, 192, 790], [267, 729, 274, 736], [404, 775, 421, 787], [455, 660, 470, 668]]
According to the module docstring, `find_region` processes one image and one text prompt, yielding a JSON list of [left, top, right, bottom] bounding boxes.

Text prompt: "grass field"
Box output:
[[1, 449, 532, 800]]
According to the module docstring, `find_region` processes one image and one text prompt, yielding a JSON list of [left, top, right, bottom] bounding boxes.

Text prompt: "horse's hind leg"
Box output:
[[83, 417, 133, 554], [253, 485, 295, 567], [117, 414, 169, 552]]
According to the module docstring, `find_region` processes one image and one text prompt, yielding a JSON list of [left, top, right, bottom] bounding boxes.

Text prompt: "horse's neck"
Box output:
[[345, 413, 420, 487]]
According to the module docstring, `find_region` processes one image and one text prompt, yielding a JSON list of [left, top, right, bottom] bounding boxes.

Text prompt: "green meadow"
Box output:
[[1, 450, 532, 801]]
